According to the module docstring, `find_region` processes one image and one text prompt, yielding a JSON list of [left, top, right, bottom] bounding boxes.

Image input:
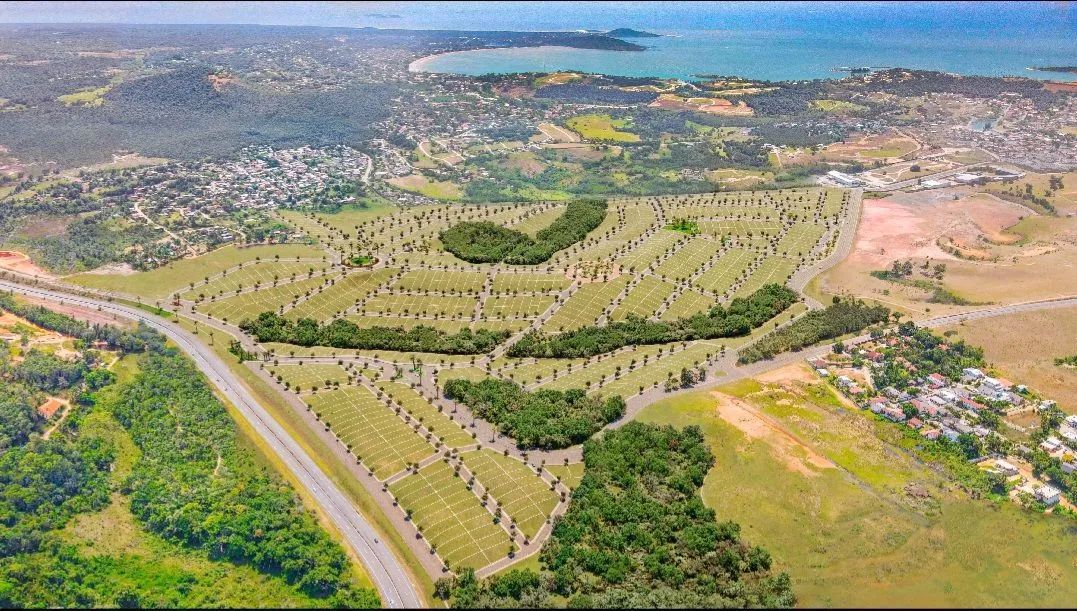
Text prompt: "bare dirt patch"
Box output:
[[0, 250, 54, 279], [19, 294, 134, 328], [711, 390, 835, 477]]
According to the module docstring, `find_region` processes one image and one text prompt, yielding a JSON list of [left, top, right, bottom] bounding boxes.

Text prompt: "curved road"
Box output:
[[0, 280, 422, 609]]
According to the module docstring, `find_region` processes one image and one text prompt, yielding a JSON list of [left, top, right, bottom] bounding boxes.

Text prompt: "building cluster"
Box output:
[[809, 333, 1074, 511]]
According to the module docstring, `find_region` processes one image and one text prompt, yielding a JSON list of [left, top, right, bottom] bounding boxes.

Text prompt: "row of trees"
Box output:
[[737, 297, 890, 363], [441, 199, 608, 264], [0, 293, 164, 353], [509, 284, 799, 359], [437, 423, 794, 608], [240, 312, 509, 354], [443, 378, 625, 449]]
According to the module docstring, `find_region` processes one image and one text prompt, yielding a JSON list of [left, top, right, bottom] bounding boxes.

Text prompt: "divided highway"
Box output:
[[0, 280, 423, 609]]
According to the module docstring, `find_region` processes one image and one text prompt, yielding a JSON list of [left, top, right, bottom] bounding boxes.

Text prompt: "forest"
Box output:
[[737, 297, 891, 363], [0, 299, 378, 607], [436, 423, 795, 608], [240, 311, 509, 354], [443, 378, 625, 449], [441, 199, 608, 264], [508, 284, 798, 359]]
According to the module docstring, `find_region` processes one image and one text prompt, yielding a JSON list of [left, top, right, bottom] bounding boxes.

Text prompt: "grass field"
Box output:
[[389, 460, 513, 570], [69, 243, 328, 299], [638, 373, 1077, 607], [306, 386, 436, 479], [460, 449, 559, 540], [267, 363, 351, 391], [197, 273, 338, 323], [565, 113, 640, 143]]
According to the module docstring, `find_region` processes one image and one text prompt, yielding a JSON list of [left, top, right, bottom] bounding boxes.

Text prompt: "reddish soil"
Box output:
[[0, 251, 54, 279]]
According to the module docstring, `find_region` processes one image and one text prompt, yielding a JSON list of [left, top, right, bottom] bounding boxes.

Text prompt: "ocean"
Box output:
[[413, 28, 1077, 82], [399, 2, 1076, 82]]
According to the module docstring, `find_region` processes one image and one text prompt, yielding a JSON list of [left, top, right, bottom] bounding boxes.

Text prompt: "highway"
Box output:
[[0, 280, 423, 609]]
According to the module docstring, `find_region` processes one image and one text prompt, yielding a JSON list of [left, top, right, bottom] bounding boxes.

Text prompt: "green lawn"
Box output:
[[389, 460, 513, 571], [461, 449, 559, 540], [565, 113, 640, 142]]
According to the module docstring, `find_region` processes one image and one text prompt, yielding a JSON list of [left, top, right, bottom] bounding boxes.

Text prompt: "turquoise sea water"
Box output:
[[415, 28, 1077, 82]]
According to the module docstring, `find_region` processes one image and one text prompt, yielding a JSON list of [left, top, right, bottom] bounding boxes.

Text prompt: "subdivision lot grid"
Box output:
[[305, 386, 435, 479], [696, 219, 783, 238], [666, 205, 783, 221], [389, 460, 512, 570], [546, 463, 584, 490], [600, 341, 722, 397], [652, 238, 723, 280], [390, 250, 467, 268], [195, 273, 339, 322], [481, 294, 556, 319], [774, 222, 826, 258], [344, 315, 473, 333], [822, 188, 846, 216], [487, 356, 584, 387], [539, 343, 668, 391], [617, 230, 681, 272], [733, 256, 797, 298], [393, 270, 487, 293], [286, 268, 396, 320], [610, 276, 677, 320], [491, 272, 571, 293], [660, 288, 715, 321], [564, 203, 655, 263], [374, 381, 475, 449], [694, 248, 756, 295], [181, 260, 332, 300], [267, 363, 351, 390], [542, 275, 630, 332], [361, 293, 477, 318], [508, 204, 566, 236], [461, 449, 559, 540], [278, 210, 345, 246]]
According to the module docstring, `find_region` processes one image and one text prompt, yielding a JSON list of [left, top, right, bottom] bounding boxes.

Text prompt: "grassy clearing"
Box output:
[[638, 377, 1077, 607], [387, 174, 463, 200], [565, 113, 640, 142]]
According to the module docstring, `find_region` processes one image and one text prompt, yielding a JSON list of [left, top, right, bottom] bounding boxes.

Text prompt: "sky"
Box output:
[[0, 1, 1073, 35]]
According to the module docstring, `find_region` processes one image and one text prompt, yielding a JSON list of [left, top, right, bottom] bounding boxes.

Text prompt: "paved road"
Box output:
[[0, 280, 423, 609]]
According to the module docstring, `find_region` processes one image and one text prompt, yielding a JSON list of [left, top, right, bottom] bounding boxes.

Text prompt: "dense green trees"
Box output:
[[737, 297, 890, 363], [443, 378, 625, 449], [437, 423, 794, 608], [111, 352, 377, 605], [873, 323, 986, 390], [241, 312, 509, 354], [0, 293, 164, 353], [441, 199, 607, 264], [509, 284, 798, 359]]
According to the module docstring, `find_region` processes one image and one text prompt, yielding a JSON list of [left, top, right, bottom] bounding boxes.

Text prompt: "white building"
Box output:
[[1035, 485, 1062, 506]]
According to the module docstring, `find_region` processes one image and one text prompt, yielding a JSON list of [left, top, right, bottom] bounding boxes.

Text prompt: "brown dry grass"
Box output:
[[940, 306, 1077, 408]]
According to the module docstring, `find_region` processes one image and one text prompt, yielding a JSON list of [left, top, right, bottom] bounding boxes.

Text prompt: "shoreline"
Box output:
[[408, 45, 591, 74]]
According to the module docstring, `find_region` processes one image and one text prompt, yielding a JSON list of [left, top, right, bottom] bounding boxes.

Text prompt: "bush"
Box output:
[[738, 298, 890, 363]]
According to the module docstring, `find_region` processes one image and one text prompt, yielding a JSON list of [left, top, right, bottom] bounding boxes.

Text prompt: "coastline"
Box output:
[[409, 45, 590, 74]]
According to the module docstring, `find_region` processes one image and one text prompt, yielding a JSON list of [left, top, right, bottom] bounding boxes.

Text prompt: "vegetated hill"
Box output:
[[0, 65, 395, 167], [606, 28, 662, 38]]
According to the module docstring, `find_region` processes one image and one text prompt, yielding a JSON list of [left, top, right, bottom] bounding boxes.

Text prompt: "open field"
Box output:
[[564, 113, 640, 142], [940, 306, 1077, 408], [638, 372, 1077, 607], [815, 187, 1076, 315], [387, 173, 463, 200]]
